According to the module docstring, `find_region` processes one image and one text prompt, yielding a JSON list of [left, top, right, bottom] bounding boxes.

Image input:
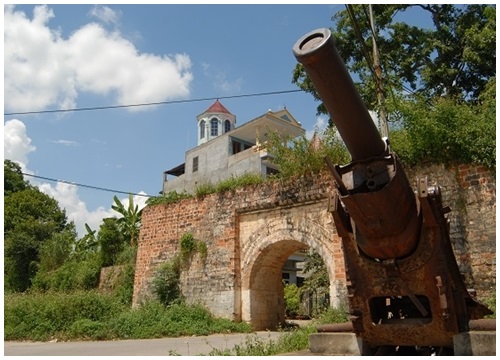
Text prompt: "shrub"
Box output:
[[146, 191, 192, 206], [108, 302, 251, 339], [315, 305, 349, 324], [284, 283, 301, 317], [152, 257, 182, 306], [68, 319, 106, 340], [4, 291, 124, 341], [5, 293, 251, 341], [389, 96, 495, 169], [195, 183, 216, 198], [179, 232, 196, 262], [31, 253, 101, 292], [207, 326, 316, 356], [265, 127, 349, 179], [111, 263, 136, 305], [196, 173, 264, 198]]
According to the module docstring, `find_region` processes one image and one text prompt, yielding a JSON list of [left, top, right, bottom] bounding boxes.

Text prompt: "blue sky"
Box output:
[[4, 4, 432, 236]]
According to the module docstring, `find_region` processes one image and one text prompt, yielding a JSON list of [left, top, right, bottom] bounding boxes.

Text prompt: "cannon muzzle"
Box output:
[[293, 28, 386, 161], [293, 28, 420, 260]]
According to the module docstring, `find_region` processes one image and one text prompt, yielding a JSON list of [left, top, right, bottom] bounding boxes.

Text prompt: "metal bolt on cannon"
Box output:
[[293, 28, 492, 355]]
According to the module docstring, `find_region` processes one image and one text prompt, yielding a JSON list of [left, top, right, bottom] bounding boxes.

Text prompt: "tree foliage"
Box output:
[[294, 4, 495, 110], [4, 160, 76, 292], [98, 218, 126, 267], [112, 194, 143, 245], [292, 5, 495, 169], [4, 159, 28, 195], [265, 127, 350, 178], [389, 92, 495, 169], [301, 250, 330, 316]]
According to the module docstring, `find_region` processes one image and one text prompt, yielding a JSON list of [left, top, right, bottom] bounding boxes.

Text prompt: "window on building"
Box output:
[[193, 156, 199, 172], [199, 120, 205, 139], [224, 119, 231, 133], [232, 141, 241, 155], [210, 118, 218, 136]]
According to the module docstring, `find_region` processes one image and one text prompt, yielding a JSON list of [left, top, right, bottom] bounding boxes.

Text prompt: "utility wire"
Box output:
[[22, 173, 154, 198], [5, 89, 303, 116]]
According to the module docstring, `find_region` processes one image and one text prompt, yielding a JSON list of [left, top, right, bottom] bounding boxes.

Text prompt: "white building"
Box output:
[[162, 100, 305, 195]]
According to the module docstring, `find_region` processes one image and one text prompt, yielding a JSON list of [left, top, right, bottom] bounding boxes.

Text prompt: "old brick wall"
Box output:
[[133, 163, 495, 320], [405, 164, 496, 299], [133, 172, 341, 320]]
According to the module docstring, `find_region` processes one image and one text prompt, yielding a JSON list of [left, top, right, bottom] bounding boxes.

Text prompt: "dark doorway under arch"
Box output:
[[248, 240, 309, 330]]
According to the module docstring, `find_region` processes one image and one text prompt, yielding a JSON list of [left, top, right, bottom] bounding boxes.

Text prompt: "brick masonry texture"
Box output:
[[133, 164, 495, 321]]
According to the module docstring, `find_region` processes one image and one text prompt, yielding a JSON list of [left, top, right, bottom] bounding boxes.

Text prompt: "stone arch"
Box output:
[[239, 203, 339, 330]]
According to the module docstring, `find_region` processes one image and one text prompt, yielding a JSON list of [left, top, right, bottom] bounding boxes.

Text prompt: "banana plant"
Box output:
[[112, 194, 143, 245]]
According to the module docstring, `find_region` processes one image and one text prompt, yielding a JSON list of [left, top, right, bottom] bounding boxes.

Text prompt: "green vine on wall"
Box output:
[[152, 232, 207, 306], [179, 232, 207, 266]]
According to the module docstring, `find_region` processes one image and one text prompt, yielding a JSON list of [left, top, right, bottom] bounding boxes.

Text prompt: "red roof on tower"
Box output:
[[203, 99, 232, 115]]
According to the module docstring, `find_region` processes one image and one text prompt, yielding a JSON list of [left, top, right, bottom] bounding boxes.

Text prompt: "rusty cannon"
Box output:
[[293, 28, 493, 355]]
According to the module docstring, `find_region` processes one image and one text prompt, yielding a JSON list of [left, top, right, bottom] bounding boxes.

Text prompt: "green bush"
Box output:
[[315, 305, 349, 324], [146, 190, 192, 206], [4, 291, 124, 341], [152, 257, 182, 306], [68, 319, 107, 340], [5, 292, 251, 341], [195, 183, 216, 198], [108, 302, 251, 339], [389, 96, 495, 169], [206, 305, 348, 356], [207, 326, 316, 356], [111, 263, 136, 305], [266, 127, 349, 179], [179, 232, 196, 263], [195, 173, 264, 198], [284, 283, 301, 317], [31, 253, 101, 292]]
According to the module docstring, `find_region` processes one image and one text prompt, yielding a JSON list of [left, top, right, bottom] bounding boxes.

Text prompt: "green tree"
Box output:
[[293, 5, 496, 114], [112, 194, 143, 245], [98, 217, 126, 267], [284, 283, 301, 317], [4, 166, 74, 291], [389, 93, 496, 169], [4, 159, 28, 195], [301, 250, 330, 316], [37, 229, 76, 273], [265, 127, 349, 178], [74, 223, 99, 259]]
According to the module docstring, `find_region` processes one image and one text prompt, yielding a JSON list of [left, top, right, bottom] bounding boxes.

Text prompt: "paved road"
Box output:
[[4, 331, 282, 356]]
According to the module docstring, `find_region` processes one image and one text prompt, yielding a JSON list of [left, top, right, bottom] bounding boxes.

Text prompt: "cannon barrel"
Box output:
[[293, 28, 419, 260], [293, 28, 387, 161], [292, 28, 493, 351]]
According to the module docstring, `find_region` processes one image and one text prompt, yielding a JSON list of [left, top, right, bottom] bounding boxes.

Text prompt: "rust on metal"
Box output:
[[293, 28, 386, 161], [292, 27, 493, 352]]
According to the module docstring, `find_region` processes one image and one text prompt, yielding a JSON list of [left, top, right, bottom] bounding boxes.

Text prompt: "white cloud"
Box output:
[[89, 5, 121, 26], [49, 139, 79, 146], [4, 119, 36, 173], [3, 119, 147, 237], [4, 5, 193, 113], [38, 181, 116, 236], [202, 62, 242, 94], [306, 116, 328, 140]]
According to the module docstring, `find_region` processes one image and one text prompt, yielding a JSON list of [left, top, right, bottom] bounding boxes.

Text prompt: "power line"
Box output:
[[5, 89, 303, 116], [22, 173, 154, 198]]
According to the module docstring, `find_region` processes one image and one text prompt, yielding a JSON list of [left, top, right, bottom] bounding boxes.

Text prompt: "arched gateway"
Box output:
[[239, 201, 343, 329], [133, 173, 347, 330]]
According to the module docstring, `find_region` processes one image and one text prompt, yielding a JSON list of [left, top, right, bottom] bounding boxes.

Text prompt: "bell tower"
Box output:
[[196, 99, 236, 146]]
